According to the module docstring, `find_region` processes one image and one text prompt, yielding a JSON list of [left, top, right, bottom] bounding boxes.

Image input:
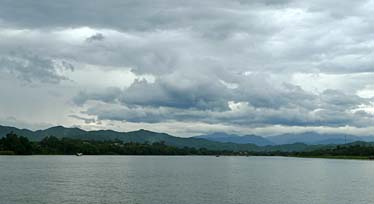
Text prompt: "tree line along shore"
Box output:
[[2, 132, 374, 159]]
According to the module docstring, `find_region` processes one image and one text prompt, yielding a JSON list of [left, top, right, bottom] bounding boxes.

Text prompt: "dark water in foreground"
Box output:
[[1, 156, 374, 204]]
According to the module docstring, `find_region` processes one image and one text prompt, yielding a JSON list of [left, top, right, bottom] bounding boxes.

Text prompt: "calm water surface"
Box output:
[[1, 156, 374, 204]]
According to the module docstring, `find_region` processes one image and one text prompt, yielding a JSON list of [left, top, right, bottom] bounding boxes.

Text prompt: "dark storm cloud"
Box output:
[[74, 72, 314, 111], [119, 75, 231, 110], [74, 76, 231, 111], [82, 89, 373, 127], [76, 71, 373, 127]]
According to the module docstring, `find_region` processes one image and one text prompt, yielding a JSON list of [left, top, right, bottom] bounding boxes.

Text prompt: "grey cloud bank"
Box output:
[[0, 0, 373, 136]]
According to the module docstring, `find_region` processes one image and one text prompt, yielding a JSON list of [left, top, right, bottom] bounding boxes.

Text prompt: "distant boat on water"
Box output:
[[75, 153, 83, 156]]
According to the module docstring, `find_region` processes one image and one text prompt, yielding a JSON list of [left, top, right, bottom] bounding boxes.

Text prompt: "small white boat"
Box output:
[[75, 153, 83, 156]]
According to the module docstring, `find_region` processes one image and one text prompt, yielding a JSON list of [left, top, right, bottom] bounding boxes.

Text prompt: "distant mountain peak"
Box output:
[[46, 125, 83, 130], [204, 132, 238, 138], [267, 132, 365, 145], [193, 132, 273, 146], [132, 129, 159, 134]]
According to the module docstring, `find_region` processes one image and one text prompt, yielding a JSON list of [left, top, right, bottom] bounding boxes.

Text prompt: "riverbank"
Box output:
[[294, 155, 374, 160]]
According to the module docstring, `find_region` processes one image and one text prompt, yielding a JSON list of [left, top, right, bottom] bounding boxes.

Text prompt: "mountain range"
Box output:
[[1, 125, 372, 152], [194, 132, 274, 146], [197, 132, 374, 145], [0, 125, 265, 151]]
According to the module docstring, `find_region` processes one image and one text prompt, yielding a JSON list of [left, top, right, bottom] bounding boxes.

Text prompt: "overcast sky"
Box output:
[[0, 0, 374, 137]]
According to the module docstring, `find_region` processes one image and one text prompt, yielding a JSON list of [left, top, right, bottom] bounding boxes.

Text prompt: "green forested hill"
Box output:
[[0, 125, 324, 152]]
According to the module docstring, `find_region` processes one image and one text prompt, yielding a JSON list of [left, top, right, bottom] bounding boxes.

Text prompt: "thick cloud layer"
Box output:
[[0, 0, 374, 136]]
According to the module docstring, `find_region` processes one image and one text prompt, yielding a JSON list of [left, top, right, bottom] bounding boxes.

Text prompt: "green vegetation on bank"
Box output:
[[0, 133, 238, 155], [295, 155, 370, 160], [2, 132, 374, 159], [0, 133, 32, 155], [291, 142, 374, 159]]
